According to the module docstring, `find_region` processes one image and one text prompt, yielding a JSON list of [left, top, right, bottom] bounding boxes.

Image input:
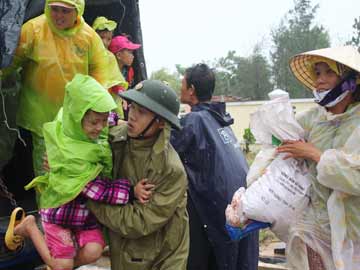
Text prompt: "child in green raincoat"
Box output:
[[9, 74, 153, 270], [92, 16, 128, 119]]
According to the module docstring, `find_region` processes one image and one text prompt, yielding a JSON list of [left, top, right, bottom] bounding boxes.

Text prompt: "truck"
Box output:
[[0, 1, 146, 269]]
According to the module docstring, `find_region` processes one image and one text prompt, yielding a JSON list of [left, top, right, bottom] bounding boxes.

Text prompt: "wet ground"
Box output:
[[76, 255, 110, 270], [76, 240, 289, 270]]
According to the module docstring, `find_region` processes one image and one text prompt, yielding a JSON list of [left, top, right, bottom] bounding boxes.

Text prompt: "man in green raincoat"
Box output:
[[88, 80, 190, 270]]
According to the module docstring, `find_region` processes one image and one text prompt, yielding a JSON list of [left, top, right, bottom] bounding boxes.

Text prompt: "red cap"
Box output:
[[109, 36, 141, 53]]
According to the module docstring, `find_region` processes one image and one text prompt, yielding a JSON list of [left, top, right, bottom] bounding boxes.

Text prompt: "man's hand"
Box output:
[[134, 179, 155, 204]]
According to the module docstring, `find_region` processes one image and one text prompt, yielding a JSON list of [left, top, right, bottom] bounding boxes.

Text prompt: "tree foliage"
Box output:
[[149, 68, 181, 94], [213, 46, 273, 100], [150, 48, 273, 101], [346, 17, 360, 49], [150, 1, 332, 101], [271, 0, 330, 98], [243, 127, 256, 153]]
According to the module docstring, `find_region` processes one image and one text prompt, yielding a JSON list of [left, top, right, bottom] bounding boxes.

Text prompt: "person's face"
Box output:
[[98, 31, 113, 49], [81, 110, 109, 140], [127, 103, 164, 138], [50, 5, 77, 30], [314, 62, 341, 92], [116, 49, 135, 66], [180, 76, 194, 104]]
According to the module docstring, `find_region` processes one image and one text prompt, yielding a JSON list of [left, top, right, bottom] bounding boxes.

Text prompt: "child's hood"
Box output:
[[25, 74, 116, 209], [62, 74, 116, 141]]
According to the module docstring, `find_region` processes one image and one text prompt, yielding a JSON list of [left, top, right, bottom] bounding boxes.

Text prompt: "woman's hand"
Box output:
[[276, 140, 322, 163], [134, 178, 155, 204]]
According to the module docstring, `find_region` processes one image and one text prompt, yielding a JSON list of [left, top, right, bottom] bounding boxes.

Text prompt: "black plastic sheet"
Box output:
[[0, 0, 28, 69], [0, 78, 21, 170]]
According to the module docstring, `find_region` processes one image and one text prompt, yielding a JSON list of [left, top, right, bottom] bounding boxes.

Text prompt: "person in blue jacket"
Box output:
[[171, 63, 259, 270]]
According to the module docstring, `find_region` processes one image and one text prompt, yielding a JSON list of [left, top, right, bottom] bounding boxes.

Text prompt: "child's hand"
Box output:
[[117, 119, 127, 126], [122, 100, 128, 111], [42, 153, 50, 172], [134, 179, 155, 204]]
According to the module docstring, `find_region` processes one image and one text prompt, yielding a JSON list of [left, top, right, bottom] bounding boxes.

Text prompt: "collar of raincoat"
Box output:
[[45, 0, 85, 37], [321, 101, 360, 121], [62, 74, 117, 142], [153, 123, 171, 155], [109, 122, 170, 175], [111, 122, 171, 156]]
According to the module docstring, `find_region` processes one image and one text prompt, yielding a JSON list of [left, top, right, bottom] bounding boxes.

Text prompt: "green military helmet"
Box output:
[[119, 80, 181, 129]]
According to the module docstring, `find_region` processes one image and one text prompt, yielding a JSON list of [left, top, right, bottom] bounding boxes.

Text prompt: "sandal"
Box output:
[[5, 207, 25, 251]]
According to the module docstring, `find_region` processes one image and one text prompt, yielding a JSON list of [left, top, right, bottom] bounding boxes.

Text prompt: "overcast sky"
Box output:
[[138, 0, 360, 75]]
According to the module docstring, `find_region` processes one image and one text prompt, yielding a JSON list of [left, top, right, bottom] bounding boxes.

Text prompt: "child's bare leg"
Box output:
[[74, 242, 103, 266], [14, 215, 52, 265], [14, 215, 74, 270]]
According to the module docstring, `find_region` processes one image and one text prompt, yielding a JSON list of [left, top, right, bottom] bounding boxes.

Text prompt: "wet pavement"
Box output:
[[76, 255, 110, 270]]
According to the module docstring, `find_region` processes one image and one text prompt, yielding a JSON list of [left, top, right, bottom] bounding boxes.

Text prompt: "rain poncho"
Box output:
[[91, 15, 127, 90], [7, 0, 110, 137], [105, 51, 128, 90], [103, 49, 128, 118], [92, 16, 128, 117], [287, 102, 360, 270], [25, 74, 116, 209], [171, 102, 259, 270]]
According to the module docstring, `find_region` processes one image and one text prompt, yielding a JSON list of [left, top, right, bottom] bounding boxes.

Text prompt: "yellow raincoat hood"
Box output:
[[45, 0, 85, 37], [12, 0, 110, 136]]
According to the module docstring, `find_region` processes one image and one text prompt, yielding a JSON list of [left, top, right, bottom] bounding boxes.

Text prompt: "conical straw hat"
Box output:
[[289, 46, 360, 91]]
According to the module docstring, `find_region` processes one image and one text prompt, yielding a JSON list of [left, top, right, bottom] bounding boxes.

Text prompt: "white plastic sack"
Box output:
[[225, 187, 247, 227], [243, 153, 311, 241], [246, 146, 276, 186], [250, 96, 304, 145], [226, 96, 311, 241]]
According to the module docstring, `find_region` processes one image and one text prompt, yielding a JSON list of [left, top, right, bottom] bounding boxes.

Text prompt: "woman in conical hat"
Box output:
[[277, 46, 360, 270]]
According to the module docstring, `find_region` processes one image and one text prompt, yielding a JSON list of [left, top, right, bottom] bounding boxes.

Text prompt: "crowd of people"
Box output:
[[2, 0, 360, 270]]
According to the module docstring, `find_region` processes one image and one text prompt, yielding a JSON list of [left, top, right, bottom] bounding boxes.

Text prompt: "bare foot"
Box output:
[[14, 215, 36, 237]]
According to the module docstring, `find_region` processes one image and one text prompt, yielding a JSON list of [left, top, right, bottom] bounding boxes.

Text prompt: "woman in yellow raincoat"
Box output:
[[5, 0, 110, 176], [277, 46, 360, 270]]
